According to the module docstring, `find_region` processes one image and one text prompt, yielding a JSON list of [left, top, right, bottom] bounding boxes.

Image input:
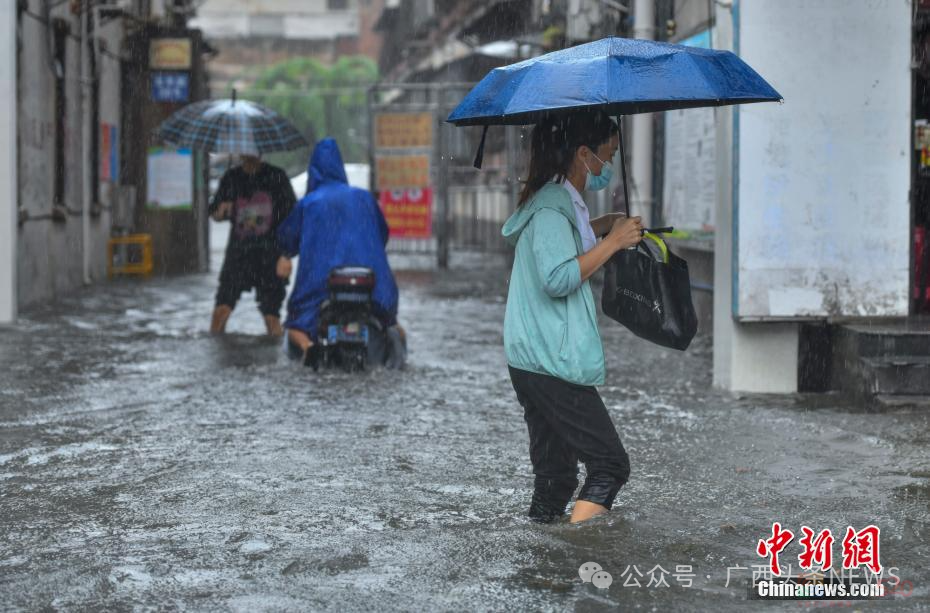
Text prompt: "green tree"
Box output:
[[241, 56, 378, 177]]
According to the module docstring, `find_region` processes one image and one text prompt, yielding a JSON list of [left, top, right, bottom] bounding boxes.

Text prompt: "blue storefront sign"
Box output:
[[151, 72, 190, 103]]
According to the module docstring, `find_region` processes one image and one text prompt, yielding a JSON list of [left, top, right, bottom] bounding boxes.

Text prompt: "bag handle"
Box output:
[[646, 226, 674, 234]]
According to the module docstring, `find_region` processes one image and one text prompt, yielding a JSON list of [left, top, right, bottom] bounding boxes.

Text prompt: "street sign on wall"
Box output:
[[151, 72, 190, 103], [375, 112, 433, 149], [146, 147, 192, 209], [373, 111, 435, 239], [375, 154, 430, 190], [379, 187, 433, 238], [150, 38, 192, 70], [100, 123, 119, 183]]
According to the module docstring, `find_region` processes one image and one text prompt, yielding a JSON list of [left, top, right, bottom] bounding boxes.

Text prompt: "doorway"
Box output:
[[913, 2, 930, 313]]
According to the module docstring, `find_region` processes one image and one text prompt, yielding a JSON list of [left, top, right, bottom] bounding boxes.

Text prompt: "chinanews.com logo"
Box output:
[[750, 522, 902, 601], [571, 522, 911, 602]]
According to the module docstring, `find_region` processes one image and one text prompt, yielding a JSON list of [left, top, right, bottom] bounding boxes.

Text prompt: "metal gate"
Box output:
[[368, 82, 522, 267]]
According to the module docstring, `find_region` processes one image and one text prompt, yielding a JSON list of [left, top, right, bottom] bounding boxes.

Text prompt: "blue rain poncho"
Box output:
[[276, 138, 399, 337]]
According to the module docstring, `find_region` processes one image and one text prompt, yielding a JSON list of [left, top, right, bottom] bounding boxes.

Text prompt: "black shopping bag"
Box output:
[[601, 241, 698, 351]]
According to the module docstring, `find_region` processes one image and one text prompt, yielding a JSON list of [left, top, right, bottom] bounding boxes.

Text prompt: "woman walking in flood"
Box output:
[[502, 110, 643, 524]]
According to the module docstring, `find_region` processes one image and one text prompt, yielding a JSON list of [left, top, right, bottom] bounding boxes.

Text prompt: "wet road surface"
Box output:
[[1, 254, 929, 611]]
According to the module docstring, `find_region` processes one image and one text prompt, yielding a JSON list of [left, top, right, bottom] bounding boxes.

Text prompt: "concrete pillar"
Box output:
[[0, 1, 17, 323], [631, 0, 655, 225], [711, 0, 798, 393]]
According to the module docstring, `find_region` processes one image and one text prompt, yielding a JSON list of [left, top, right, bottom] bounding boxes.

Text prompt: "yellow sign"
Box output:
[[150, 38, 192, 70], [375, 113, 433, 149], [376, 155, 430, 190]]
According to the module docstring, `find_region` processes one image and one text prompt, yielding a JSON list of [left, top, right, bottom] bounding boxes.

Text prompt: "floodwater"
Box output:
[[1, 253, 929, 611]]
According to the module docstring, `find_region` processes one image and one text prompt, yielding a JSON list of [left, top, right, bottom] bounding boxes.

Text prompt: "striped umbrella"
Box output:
[[157, 93, 309, 155]]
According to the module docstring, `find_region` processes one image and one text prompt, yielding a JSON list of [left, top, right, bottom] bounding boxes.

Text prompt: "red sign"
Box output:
[[379, 188, 432, 239], [100, 123, 119, 182]]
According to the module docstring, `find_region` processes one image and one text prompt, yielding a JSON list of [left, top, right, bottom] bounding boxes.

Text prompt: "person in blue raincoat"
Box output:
[[275, 138, 404, 365]]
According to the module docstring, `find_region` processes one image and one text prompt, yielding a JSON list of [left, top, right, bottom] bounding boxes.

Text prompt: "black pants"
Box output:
[[215, 247, 286, 317], [509, 366, 630, 522]]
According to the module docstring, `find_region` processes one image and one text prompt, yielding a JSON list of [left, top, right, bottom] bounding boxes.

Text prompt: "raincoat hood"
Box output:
[[307, 137, 348, 192], [502, 183, 578, 247], [277, 140, 397, 339]]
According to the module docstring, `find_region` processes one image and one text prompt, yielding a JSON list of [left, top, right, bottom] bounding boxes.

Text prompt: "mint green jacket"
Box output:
[[502, 182, 606, 386]]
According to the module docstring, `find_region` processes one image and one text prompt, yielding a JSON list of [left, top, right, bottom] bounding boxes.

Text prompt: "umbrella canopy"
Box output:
[[157, 97, 309, 155], [447, 36, 782, 126], [447, 36, 782, 219]]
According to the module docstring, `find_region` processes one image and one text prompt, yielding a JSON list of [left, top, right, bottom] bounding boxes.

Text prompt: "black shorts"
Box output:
[[215, 248, 286, 316]]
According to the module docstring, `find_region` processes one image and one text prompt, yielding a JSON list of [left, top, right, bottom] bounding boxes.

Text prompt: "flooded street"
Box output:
[[1, 255, 929, 611]]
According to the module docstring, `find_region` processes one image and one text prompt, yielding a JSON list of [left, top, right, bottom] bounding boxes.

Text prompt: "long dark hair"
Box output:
[[518, 110, 619, 206]]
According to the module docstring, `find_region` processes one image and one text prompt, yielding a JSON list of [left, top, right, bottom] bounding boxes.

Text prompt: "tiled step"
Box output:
[[872, 394, 930, 411], [830, 322, 930, 407], [860, 355, 930, 396], [834, 322, 930, 358]]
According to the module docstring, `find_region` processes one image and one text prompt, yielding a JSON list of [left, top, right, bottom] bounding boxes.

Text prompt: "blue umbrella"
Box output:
[[157, 92, 309, 155], [447, 36, 782, 193], [448, 37, 781, 126]]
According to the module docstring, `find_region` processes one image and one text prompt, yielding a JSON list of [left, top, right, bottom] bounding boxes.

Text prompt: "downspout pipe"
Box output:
[[0, 0, 17, 323], [80, 3, 92, 285]]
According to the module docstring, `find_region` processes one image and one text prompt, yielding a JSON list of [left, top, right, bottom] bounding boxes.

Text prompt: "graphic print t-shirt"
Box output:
[[209, 163, 297, 253]]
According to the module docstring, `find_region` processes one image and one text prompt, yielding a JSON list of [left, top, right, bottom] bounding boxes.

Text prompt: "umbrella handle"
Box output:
[[473, 125, 489, 169]]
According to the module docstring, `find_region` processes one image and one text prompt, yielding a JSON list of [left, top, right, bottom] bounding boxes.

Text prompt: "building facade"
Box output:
[[7, 0, 207, 314], [16, 0, 129, 307], [655, 1, 914, 395], [191, 0, 385, 96]]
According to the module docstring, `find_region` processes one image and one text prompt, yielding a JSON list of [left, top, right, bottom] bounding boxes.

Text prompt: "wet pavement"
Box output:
[[1, 252, 929, 611]]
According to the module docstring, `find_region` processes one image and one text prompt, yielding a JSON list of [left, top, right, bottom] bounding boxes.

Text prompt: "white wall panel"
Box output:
[[735, 0, 911, 319]]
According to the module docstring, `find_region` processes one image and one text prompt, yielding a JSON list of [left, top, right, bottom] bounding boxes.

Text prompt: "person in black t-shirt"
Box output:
[[208, 154, 297, 336]]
